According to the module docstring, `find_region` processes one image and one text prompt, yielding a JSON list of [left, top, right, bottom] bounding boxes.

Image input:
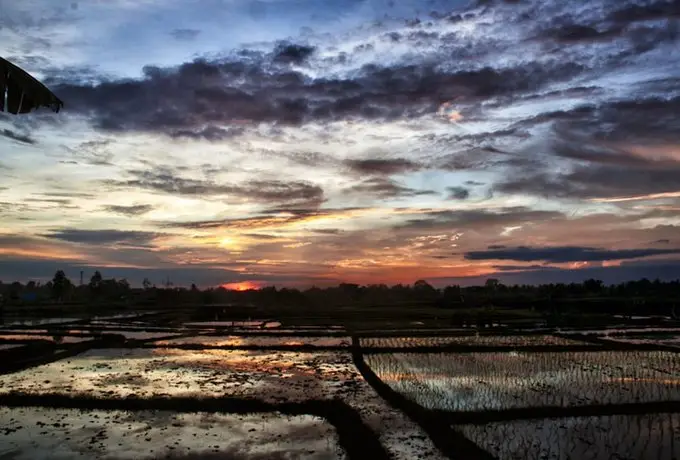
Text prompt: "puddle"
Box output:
[[155, 336, 350, 347], [360, 335, 584, 348], [457, 413, 680, 460], [366, 350, 680, 411], [0, 407, 345, 459]]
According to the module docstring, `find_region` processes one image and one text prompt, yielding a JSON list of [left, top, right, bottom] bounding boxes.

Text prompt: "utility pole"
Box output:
[[80, 270, 84, 286]]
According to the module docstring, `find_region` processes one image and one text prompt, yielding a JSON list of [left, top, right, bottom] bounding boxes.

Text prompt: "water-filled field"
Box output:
[[457, 413, 680, 460], [0, 407, 344, 460], [365, 350, 680, 411], [1, 312, 679, 459], [359, 334, 584, 348]]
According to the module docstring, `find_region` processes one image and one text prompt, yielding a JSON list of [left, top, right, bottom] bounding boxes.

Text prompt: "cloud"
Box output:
[[102, 204, 154, 216], [272, 41, 316, 65], [1, 128, 36, 145], [106, 167, 324, 206], [537, 23, 624, 44], [345, 158, 421, 176], [496, 162, 680, 201], [170, 28, 201, 41], [41, 229, 161, 246], [400, 207, 563, 230], [495, 97, 680, 200], [163, 206, 362, 230], [64, 139, 114, 166], [608, 1, 680, 24], [464, 245, 680, 263], [53, 46, 588, 137], [346, 177, 436, 199], [446, 186, 470, 200]]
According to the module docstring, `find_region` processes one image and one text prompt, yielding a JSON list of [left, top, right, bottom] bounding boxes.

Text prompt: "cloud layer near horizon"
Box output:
[[1, 0, 679, 287]]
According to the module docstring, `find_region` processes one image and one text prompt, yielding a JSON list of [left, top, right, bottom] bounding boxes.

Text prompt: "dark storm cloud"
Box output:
[[345, 158, 422, 175], [1, 128, 36, 145], [495, 167, 680, 200], [464, 245, 680, 263], [53, 48, 587, 136], [170, 28, 201, 41], [41, 229, 162, 246], [446, 186, 470, 200], [607, 1, 680, 24], [106, 167, 324, 205], [346, 177, 436, 199], [102, 204, 154, 216], [537, 24, 624, 44], [400, 206, 562, 230], [272, 41, 316, 64], [495, 93, 680, 200]]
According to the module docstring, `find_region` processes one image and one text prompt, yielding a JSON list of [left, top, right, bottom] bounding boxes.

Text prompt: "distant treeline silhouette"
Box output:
[[1, 271, 679, 313]]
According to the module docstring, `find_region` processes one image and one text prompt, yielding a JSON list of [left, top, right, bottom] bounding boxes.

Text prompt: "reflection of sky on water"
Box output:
[[156, 335, 350, 347], [457, 413, 680, 460], [366, 351, 680, 411], [0, 348, 356, 401], [1, 318, 83, 327], [184, 321, 266, 328], [600, 333, 680, 349], [0, 333, 92, 344], [360, 335, 584, 348], [0, 407, 344, 460]]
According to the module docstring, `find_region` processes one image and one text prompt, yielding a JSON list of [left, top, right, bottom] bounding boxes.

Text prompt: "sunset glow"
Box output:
[[1, 0, 679, 287], [221, 281, 263, 292]]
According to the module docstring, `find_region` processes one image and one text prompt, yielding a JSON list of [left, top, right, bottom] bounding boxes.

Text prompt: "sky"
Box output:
[[1, 0, 680, 288]]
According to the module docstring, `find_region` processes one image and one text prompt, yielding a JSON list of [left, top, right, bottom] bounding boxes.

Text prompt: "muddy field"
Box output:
[[1, 310, 679, 459]]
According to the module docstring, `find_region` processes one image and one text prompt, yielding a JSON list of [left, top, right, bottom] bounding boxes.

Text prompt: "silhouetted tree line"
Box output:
[[0, 271, 679, 312]]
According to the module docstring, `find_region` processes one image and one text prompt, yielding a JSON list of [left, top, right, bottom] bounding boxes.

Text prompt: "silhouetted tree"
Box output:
[[51, 270, 72, 301], [414, 279, 437, 300], [89, 271, 103, 299]]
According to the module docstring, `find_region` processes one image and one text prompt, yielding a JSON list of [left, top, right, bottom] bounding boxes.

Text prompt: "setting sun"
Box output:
[[221, 281, 262, 291]]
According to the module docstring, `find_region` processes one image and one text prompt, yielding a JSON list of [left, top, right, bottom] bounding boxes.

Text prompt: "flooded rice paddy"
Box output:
[[155, 335, 350, 348], [365, 350, 680, 411], [457, 412, 680, 460], [0, 407, 344, 460], [0, 348, 360, 400], [1, 312, 679, 459], [359, 334, 585, 348]]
